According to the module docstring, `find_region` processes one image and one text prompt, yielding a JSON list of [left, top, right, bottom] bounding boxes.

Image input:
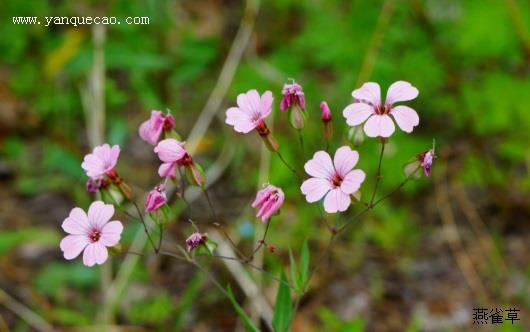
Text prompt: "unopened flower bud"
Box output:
[[281, 82, 307, 129], [186, 232, 207, 252], [320, 101, 333, 142], [145, 184, 167, 213], [185, 162, 206, 188], [86, 178, 108, 193], [252, 184, 285, 222]]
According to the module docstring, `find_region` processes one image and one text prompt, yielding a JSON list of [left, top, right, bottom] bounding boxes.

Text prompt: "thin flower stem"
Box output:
[[297, 130, 307, 160], [131, 201, 159, 254], [203, 188, 248, 260], [276, 151, 298, 176], [250, 218, 272, 258], [369, 141, 386, 207], [177, 166, 193, 218], [157, 222, 163, 253]]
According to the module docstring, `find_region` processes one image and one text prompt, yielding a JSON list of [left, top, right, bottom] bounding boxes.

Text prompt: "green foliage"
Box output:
[[317, 307, 365, 332], [289, 239, 310, 294], [272, 272, 294, 332], [34, 262, 99, 296], [126, 293, 173, 325], [0, 228, 60, 255], [225, 286, 260, 332]]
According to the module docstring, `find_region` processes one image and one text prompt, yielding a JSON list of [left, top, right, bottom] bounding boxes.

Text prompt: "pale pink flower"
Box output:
[[225, 89, 273, 134], [145, 184, 167, 212], [280, 82, 305, 112], [59, 201, 123, 267], [154, 139, 190, 178], [81, 144, 120, 179], [186, 232, 207, 252], [301, 146, 366, 213], [252, 184, 285, 222], [320, 101, 331, 122], [343, 81, 419, 138], [139, 110, 175, 145]]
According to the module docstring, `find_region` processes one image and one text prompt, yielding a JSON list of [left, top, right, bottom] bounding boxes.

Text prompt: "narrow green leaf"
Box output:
[[272, 272, 294, 332], [226, 286, 260, 332], [300, 240, 310, 291], [288, 248, 301, 293]]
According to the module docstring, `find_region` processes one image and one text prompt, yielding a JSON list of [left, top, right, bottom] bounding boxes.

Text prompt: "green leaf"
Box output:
[[34, 262, 99, 296], [272, 272, 294, 332], [225, 286, 260, 332], [300, 240, 310, 291], [0, 228, 60, 255], [289, 248, 300, 292]]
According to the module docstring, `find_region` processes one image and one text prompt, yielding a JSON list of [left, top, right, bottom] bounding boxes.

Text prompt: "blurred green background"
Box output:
[[1, 0, 530, 331]]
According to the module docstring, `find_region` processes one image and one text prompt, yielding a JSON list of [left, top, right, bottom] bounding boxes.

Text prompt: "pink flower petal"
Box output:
[[154, 139, 186, 163], [390, 105, 419, 133], [100, 221, 123, 247], [225, 107, 255, 133], [87, 201, 114, 229], [340, 169, 366, 194], [333, 146, 359, 178], [60, 235, 89, 260], [385, 81, 419, 105], [83, 243, 108, 267], [138, 120, 155, 144], [301, 178, 332, 203], [246, 89, 261, 113], [363, 114, 395, 138], [352, 82, 381, 106], [236, 91, 252, 113], [343, 103, 374, 126], [323, 188, 351, 213], [158, 162, 176, 178], [62, 207, 89, 235], [304, 151, 335, 179], [259, 91, 273, 119]]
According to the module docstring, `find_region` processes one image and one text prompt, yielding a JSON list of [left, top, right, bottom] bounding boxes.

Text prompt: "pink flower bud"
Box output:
[[419, 149, 435, 177], [145, 185, 167, 212], [320, 101, 332, 122], [186, 232, 207, 252], [139, 111, 175, 146], [86, 178, 108, 193], [252, 184, 285, 222], [280, 82, 305, 112]]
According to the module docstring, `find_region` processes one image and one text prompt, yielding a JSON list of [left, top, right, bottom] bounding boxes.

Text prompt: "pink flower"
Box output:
[[59, 201, 123, 267], [343, 81, 419, 138], [139, 110, 175, 145], [320, 101, 331, 122], [186, 232, 207, 252], [154, 139, 190, 178], [419, 149, 435, 177], [252, 184, 285, 222], [301, 146, 366, 213], [280, 83, 305, 112], [225, 89, 273, 134], [145, 185, 167, 212], [86, 178, 108, 193], [81, 144, 120, 179]]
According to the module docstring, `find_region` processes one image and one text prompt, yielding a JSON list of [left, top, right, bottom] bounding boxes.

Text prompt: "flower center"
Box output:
[[89, 229, 101, 243], [331, 174, 343, 188], [375, 104, 391, 115]]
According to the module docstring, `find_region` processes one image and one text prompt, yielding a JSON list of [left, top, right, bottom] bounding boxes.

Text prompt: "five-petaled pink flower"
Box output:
[[252, 184, 285, 222], [154, 139, 190, 178], [145, 184, 167, 212], [225, 89, 273, 134], [301, 146, 366, 213], [81, 144, 120, 179], [343, 81, 419, 138], [139, 110, 175, 146], [186, 232, 207, 252], [280, 83, 305, 112], [60, 201, 123, 267]]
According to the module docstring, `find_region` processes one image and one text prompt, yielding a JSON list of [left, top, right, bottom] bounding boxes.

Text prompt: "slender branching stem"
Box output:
[[250, 218, 272, 258], [369, 141, 386, 207], [276, 151, 298, 176], [131, 201, 159, 254]]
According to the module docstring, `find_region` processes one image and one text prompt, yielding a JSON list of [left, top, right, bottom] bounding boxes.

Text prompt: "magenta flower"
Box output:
[[343, 81, 419, 138], [139, 110, 175, 145], [280, 83, 305, 112], [419, 149, 435, 177], [301, 146, 366, 213], [81, 144, 120, 179], [320, 101, 331, 122], [154, 139, 190, 178], [252, 184, 285, 222], [145, 184, 167, 212], [225, 89, 273, 134], [186, 232, 207, 252], [59, 201, 123, 267], [86, 178, 108, 193]]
